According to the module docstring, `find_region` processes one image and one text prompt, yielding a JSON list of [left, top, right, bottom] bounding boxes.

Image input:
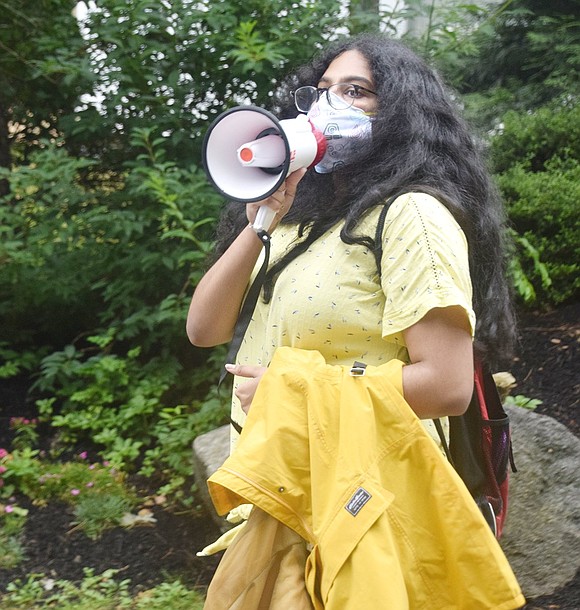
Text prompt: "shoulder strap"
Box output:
[[219, 230, 272, 388], [434, 418, 454, 465]]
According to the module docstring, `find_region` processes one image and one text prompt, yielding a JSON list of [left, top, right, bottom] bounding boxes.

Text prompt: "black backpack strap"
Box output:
[[219, 229, 272, 389], [434, 418, 454, 466]]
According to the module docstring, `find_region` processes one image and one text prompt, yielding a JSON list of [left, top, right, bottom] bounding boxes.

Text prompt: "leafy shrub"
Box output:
[[0, 529, 26, 570], [0, 132, 230, 504], [497, 157, 579, 304], [0, 131, 220, 349], [0, 506, 28, 569], [491, 102, 579, 305], [507, 230, 553, 305], [8, 417, 40, 451], [0, 145, 102, 347], [504, 394, 542, 411], [0, 448, 138, 538], [491, 102, 580, 174], [73, 494, 134, 540], [1, 568, 205, 609], [33, 339, 228, 504]]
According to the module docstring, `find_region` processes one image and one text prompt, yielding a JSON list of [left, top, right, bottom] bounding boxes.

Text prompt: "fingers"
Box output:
[[270, 168, 307, 217], [225, 363, 266, 379], [281, 168, 306, 204], [286, 167, 307, 196], [234, 376, 261, 415], [246, 168, 307, 221], [226, 364, 268, 415]]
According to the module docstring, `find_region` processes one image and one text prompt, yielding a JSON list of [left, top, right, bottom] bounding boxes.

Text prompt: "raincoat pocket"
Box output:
[[305, 479, 404, 609]]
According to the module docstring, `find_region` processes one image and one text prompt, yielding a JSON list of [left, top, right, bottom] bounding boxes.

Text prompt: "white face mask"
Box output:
[[306, 92, 374, 174]]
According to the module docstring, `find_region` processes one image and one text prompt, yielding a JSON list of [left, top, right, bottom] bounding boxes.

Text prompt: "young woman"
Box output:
[[188, 34, 523, 609]]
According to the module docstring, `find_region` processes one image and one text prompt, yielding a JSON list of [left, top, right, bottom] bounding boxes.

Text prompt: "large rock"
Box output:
[[501, 405, 580, 598], [192, 407, 580, 598], [192, 425, 231, 530]]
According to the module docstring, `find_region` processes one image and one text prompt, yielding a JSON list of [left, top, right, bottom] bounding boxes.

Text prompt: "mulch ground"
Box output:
[[0, 301, 578, 606], [0, 497, 222, 594], [511, 301, 579, 437]]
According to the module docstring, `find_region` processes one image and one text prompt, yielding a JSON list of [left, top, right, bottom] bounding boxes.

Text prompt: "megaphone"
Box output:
[[202, 106, 327, 234]]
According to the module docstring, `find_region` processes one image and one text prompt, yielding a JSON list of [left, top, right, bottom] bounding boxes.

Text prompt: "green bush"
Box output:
[[35, 341, 228, 504], [491, 102, 580, 174], [491, 102, 579, 305], [0, 448, 138, 540], [0, 133, 229, 504], [497, 155, 579, 306], [0, 508, 28, 569], [1, 568, 205, 609]]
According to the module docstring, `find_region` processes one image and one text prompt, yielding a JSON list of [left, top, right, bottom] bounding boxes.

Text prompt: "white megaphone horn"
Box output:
[[202, 106, 327, 234]]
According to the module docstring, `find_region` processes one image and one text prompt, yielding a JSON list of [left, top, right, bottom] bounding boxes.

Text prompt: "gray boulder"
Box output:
[[501, 405, 580, 598], [192, 407, 580, 598], [192, 425, 231, 530]]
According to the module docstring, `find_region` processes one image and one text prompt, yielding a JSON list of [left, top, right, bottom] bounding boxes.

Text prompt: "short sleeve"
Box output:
[[380, 193, 476, 344]]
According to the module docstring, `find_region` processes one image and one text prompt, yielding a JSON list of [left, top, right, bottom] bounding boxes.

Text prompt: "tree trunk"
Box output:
[[0, 100, 11, 196], [349, 0, 381, 34]]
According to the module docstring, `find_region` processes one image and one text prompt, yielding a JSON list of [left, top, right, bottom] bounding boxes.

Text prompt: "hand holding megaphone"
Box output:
[[245, 167, 306, 235], [202, 106, 327, 234]]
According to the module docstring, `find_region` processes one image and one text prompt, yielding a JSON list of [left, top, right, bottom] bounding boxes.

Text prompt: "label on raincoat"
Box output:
[[345, 487, 372, 516]]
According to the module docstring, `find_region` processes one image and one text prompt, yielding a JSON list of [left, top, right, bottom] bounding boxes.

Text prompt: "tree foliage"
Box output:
[[0, 0, 92, 188], [436, 0, 580, 127], [348, 0, 381, 35], [454, 0, 580, 106], [65, 0, 342, 168], [419, 0, 579, 305]]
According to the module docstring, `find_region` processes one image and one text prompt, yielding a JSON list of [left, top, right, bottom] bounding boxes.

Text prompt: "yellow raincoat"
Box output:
[[208, 347, 525, 609]]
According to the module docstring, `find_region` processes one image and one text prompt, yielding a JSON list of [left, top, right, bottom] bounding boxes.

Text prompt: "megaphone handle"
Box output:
[[252, 205, 277, 234]]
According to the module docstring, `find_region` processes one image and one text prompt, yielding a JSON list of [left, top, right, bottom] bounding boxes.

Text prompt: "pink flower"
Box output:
[[70, 489, 80, 496], [0, 448, 8, 459], [5, 505, 13, 513], [78, 451, 88, 460], [86, 482, 94, 488], [0, 465, 6, 474]]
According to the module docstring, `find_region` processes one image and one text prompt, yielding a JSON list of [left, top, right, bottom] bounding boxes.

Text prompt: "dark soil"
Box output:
[[0, 302, 578, 607], [0, 498, 223, 594], [510, 301, 579, 438]]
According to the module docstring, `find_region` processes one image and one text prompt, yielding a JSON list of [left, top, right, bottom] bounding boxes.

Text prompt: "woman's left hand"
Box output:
[[224, 363, 268, 414]]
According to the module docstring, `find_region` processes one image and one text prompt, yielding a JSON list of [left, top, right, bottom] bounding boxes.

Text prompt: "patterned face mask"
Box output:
[[306, 91, 374, 174]]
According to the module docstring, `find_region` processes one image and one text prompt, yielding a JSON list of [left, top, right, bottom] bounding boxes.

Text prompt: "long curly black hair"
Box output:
[[211, 33, 516, 368]]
